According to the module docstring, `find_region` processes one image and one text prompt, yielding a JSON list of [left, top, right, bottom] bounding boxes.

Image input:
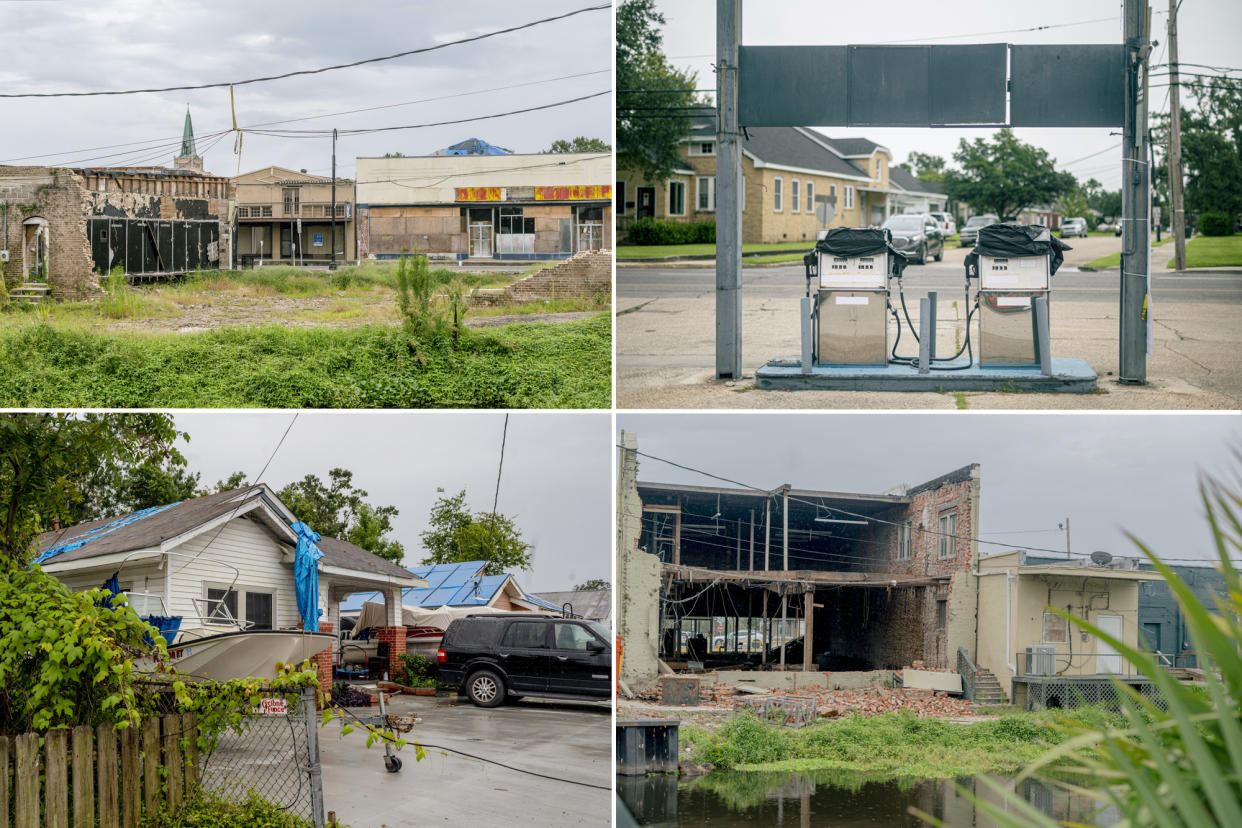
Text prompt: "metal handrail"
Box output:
[[957, 646, 979, 701]]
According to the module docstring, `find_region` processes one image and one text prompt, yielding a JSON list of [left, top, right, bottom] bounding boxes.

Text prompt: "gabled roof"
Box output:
[[888, 165, 946, 197], [825, 137, 885, 158], [742, 128, 869, 178], [233, 166, 352, 186], [36, 486, 413, 582]]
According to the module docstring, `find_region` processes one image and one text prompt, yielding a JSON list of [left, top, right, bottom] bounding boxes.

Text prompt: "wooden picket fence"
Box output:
[[0, 714, 199, 828]]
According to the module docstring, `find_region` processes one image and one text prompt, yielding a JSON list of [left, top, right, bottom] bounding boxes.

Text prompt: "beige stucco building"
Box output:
[[233, 166, 355, 264]]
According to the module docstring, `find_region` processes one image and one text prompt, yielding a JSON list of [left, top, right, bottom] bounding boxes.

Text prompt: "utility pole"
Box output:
[[1167, 0, 1186, 270], [330, 128, 339, 271], [1065, 517, 1072, 558], [1119, 0, 1152, 384], [715, 0, 742, 379]]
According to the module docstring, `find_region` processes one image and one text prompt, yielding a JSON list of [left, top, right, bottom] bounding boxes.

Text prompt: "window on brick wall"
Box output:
[[938, 510, 957, 559], [805, 181, 815, 215], [773, 177, 783, 212], [844, 185, 855, 210], [791, 179, 800, 212], [1042, 612, 1068, 644], [937, 600, 947, 629], [668, 180, 686, 216], [696, 176, 716, 212], [897, 521, 912, 560]]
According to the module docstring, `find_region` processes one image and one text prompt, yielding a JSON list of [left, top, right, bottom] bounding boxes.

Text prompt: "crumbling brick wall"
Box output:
[[468, 249, 612, 306], [0, 166, 98, 296]]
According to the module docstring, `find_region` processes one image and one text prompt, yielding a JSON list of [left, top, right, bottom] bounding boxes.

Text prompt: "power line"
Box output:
[[872, 16, 1118, 44], [0, 4, 609, 98]]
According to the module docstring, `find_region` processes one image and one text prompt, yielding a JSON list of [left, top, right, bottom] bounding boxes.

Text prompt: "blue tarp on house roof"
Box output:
[[339, 560, 494, 612], [442, 138, 511, 156]]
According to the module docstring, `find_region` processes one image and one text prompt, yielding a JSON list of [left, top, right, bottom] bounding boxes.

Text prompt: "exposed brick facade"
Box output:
[[469, 249, 612, 306], [310, 621, 335, 694], [375, 626, 406, 681]]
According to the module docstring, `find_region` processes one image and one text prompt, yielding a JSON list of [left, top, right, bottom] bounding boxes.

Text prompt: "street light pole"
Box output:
[[330, 128, 338, 271]]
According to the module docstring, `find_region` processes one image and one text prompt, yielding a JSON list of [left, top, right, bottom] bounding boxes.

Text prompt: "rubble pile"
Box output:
[[686, 685, 980, 719]]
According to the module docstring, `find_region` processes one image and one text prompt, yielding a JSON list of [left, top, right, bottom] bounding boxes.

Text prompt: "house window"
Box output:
[[875, 158, 882, 180], [689, 141, 716, 156], [206, 587, 239, 625], [791, 179, 800, 213], [246, 591, 274, 631], [616, 180, 626, 215], [938, 510, 957, 559], [897, 521, 912, 560], [805, 181, 815, 216], [1043, 612, 1069, 644], [773, 177, 783, 212], [668, 180, 686, 216], [844, 185, 855, 210], [696, 176, 716, 212], [937, 600, 947, 629], [498, 206, 534, 235]]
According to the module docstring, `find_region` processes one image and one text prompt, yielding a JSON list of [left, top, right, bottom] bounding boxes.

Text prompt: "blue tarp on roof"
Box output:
[[339, 560, 504, 612], [34, 502, 181, 565], [442, 138, 511, 156]]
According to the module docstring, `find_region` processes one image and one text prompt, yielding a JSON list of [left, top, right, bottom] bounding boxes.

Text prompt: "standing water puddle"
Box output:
[[619, 770, 1121, 827]]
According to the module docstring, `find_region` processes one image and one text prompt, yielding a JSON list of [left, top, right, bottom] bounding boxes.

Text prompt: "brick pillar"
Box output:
[[311, 621, 335, 695], [375, 626, 406, 680]]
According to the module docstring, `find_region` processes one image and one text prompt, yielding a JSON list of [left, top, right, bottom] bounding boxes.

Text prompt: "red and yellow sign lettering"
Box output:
[[455, 187, 502, 202], [534, 185, 612, 201]]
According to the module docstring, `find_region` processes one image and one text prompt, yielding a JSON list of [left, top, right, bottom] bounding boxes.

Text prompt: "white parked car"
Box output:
[[1060, 217, 1089, 238], [930, 211, 957, 236]]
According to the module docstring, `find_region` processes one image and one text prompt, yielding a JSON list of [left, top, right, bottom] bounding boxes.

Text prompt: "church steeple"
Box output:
[[173, 106, 204, 173], [180, 107, 196, 157]]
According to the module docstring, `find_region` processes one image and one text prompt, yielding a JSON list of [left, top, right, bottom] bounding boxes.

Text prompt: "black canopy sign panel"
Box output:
[[738, 46, 848, 127], [737, 42, 1120, 128], [1009, 44, 1125, 127]]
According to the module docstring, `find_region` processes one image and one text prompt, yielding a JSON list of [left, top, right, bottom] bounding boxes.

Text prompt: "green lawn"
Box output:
[[1083, 235, 1173, 269], [617, 241, 813, 259], [0, 313, 611, 408], [1185, 234, 1242, 267]]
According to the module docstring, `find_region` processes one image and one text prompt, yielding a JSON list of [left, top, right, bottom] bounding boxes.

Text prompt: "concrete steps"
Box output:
[[9, 282, 49, 305], [972, 669, 1008, 704]]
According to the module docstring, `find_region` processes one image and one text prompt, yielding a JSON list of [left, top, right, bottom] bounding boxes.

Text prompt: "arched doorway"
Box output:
[[22, 217, 49, 282]]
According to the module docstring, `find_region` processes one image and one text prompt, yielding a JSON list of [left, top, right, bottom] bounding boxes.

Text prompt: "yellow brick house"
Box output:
[[618, 119, 907, 244]]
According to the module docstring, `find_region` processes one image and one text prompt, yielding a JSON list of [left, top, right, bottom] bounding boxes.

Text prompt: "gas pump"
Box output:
[[801, 227, 906, 366], [966, 224, 1070, 366]]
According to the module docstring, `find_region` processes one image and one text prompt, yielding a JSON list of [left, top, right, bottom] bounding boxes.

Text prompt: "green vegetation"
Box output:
[[683, 707, 1131, 780], [419, 488, 531, 574], [618, 241, 813, 259], [1185, 234, 1242, 267], [0, 313, 610, 408], [140, 790, 315, 828], [1199, 211, 1234, 237], [625, 217, 716, 246], [1082, 235, 1173, 270]]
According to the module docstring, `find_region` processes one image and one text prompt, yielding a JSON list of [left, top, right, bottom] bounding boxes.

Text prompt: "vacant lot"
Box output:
[[0, 263, 611, 408]]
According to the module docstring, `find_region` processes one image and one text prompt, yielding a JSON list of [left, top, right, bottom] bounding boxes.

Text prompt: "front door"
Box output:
[[636, 187, 656, 220], [1097, 614, 1123, 674], [280, 226, 292, 259], [469, 223, 492, 257], [496, 620, 550, 693], [548, 621, 610, 698]]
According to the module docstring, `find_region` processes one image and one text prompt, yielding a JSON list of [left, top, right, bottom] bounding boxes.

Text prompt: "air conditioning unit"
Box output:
[[1025, 645, 1056, 676]]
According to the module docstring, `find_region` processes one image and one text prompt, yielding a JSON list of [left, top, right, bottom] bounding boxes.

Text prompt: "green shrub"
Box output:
[[139, 790, 315, 827], [1198, 210, 1234, 236], [626, 218, 716, 246]]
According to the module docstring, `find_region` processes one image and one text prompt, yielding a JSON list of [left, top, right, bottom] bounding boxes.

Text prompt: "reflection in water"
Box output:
[[618, 770, 1121, 827]]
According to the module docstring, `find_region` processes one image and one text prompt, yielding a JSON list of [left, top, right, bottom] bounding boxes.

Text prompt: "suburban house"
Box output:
[[888, 165, 949, 216], [35, 485, 426, 691], [0, 109, 232, 299], [616, 119, 909, 244], [533, 588, 611, 623], [354, 146, 612, 260], [616, 431, 980, 692], [232, 166, 356, 265], [1017, 205, 1064, 231], [974, 550, 1163, 709]]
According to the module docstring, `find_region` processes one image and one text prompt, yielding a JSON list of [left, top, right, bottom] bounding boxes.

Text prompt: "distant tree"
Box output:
[[1057, 188, 1092, 225], [277, 469, 404, 563], [899, 152, 947, 182], [574, 578, 610, 591], [941, 129, 1077, 222], [419, 488, 531, 576], [382, 152, 406, 158], [213, 471, 250, 492], [546, 137, 611, 153], [617, 0, 703, 182], [0, 414, 184, 564]]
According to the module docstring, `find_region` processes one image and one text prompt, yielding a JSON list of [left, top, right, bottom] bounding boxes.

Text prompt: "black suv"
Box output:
[[437, 614, 612, 707]]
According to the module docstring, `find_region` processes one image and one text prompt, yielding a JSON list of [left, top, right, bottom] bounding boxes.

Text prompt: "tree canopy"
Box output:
[[574, 578, 609, 591], [616, 0, 702, 182], [274, 469, 404, 564], [0, 414, 185, 564], [545, 137, 611, 153], [419, 488, 531, 576], [899, 152, 947, 182], [941, 129, 1077, 222]]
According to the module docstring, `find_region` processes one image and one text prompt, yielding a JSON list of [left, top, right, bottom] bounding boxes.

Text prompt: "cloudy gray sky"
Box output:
[[171, 412, 611, 592], [0, 0, 611, 178], [619, 413, 1242, 565], [655, 0, 1241, 190]]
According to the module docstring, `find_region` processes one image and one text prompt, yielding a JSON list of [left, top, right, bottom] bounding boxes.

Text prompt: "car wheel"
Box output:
[[918, 243, 926, 265], [466, 669, 505, 708], [934, 243, 943, 262]]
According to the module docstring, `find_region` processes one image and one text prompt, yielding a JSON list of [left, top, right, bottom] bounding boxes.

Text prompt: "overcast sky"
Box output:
[[0, 0, 610, 178], [654, 0, 1241, 191], [170, 412, 611, 593], [619, 413, 1242, 565]]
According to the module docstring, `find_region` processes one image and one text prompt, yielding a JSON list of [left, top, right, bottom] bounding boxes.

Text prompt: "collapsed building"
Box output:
[[0, 109, 232, 299], [616, 431, 980, 693]]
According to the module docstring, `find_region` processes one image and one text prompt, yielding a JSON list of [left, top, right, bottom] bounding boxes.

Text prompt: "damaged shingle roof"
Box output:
[[907, 464, 979, 496]]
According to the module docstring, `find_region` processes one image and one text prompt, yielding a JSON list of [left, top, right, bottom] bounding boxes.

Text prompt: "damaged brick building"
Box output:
[[616, 431, 980, 692], [0, 110, 232, 299]]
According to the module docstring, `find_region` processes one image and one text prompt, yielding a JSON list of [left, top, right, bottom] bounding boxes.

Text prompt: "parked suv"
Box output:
[[438, 613, 611, 707], [882, 213, 943, 264], [1060, 217, 1088, 238], [929, 211, 957, 236], [959, 214, 1000, 246]]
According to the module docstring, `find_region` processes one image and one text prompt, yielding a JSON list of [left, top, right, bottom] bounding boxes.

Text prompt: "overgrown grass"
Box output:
[[1185, 233, 1242, 267], [617, 241, 813, 259], [683, 707, 1132, 780], [0, 313, 610, 408], [175, 262, 516, 296]]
